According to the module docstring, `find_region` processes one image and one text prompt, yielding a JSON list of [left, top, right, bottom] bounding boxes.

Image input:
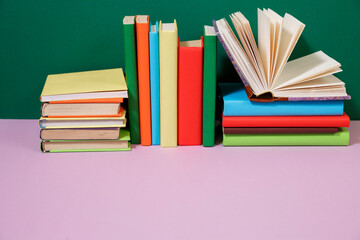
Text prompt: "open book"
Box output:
[[213, 9, 350, 102]]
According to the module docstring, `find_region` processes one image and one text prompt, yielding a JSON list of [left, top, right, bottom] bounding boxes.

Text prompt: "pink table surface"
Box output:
[[0, 119, 360, 240]]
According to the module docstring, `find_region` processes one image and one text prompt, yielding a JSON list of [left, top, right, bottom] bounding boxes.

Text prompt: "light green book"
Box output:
[[223, 127, 349, 146], [202, 25, 217, 147], [41, 129, 131, 152]]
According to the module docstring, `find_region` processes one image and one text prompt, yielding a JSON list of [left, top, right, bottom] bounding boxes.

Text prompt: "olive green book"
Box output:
[[41, 129, 131, 152], [223, 127, 349, 146], [123, 16, 140, 144], [202, 25, 217, 147]]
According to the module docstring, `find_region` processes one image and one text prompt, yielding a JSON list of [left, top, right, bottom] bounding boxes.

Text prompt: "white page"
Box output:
[[258, 9, 271, 85], [272, 51, 341, 90], [272, 13, 305, 85], [277, 75, 344, 90]]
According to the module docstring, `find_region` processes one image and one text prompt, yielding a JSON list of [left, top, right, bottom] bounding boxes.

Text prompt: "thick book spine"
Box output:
[[223, 99, 344, 116], [136, 16, 152, 146], [222, 113, 350, 128], [202, 29, 217, 147], [123, 20, 140, 144], [220, 83, 344, 116], [223, 127, 339, 134], [159, 21, 178, 147], [223, 127, 349, 146], [178, 38, 203, 145], [149, 22, 160, 145]]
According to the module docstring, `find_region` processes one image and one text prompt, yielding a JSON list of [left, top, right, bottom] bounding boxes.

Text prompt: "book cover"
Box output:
[[136, 15, 152, 146], [222, 112, 350, 128], [149, 22, 160, 145], [223, 127, 349, 146], [178, 38, 204, 145], [202, 26, 217, 147], [123, 16, 141, 144], [220, 83, 344, 116], [41, 129, 131, 152], [40, 68, 128, 102], [223, 127, 339, 134], [159, 20, 178, 147]]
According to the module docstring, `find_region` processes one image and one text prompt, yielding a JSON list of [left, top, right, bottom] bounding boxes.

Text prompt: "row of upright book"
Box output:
[[39, 69, 131, 152], [215, 9, 350, 146], [123, 16, 217, 147]]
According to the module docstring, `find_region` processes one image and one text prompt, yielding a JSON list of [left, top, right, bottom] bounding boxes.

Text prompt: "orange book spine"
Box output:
[[136, 16, 152, 145], [43, 108, 123, 119], [49, 98, 123, 104]]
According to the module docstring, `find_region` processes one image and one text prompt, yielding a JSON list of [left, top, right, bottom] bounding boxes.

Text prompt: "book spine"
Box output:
[[123, 21, 141, 144], [224, 99, 344, 116], [223, 127, 339, 134], [178, 38, 203, 145], [136, 17, 152, 146], [202, 31, 217, 147], [149, 23, 160, 145], [223, 127, 349, 146], [222, 113, 350, 128], [212, 19, 249, 87], [159, 21, 178, 147]]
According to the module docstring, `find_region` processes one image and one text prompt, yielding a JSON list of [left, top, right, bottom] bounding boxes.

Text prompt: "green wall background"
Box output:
[[0, 0, 359, 119]]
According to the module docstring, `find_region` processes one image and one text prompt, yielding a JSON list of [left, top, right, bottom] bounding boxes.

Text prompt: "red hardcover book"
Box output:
[[178, 38, 204, 145], [222, 112, 350, 128]]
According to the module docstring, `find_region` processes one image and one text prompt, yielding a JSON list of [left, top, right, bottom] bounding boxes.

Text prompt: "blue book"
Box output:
[[220, 83, 344, 116], [149, 22, 160, 145]]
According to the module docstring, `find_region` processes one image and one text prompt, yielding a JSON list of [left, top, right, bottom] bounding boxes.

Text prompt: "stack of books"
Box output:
[[123, 16, 217, 147], [220, 83, 350, 146], [214, 9, 351, 146], [39, 68, 131, 152]]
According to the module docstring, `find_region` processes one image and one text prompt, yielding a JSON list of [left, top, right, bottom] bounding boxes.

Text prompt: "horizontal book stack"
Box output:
[[39, 68, 131, 152], [220, 83, 350, 146], [215, 9, 351, 146], [123, 15, 218, 147]]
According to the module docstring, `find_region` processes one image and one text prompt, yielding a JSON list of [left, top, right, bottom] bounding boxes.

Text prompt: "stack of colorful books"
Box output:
[[214, 9, 351, 146], [39, 68, 131, 152], [123, 16, 217, 147], [220, 83, 350, 146]]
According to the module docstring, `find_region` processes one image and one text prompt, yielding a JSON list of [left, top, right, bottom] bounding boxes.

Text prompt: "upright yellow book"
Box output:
[[40, 68, 128, 102], [159, 20, 178, 147]]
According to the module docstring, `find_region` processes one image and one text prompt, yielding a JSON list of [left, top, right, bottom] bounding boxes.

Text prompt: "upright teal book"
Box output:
[[149, 22, 160, 145]]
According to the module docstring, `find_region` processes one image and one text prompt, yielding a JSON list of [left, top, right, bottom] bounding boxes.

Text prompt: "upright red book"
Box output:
[[178, 38, 204, 145]]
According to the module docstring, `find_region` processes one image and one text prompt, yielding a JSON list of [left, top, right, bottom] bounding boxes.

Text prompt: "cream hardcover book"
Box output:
[[159, 20, 178, 147]]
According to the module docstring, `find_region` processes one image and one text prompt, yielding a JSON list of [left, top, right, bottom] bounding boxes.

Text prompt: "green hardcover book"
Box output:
[[41, 129, 131, 152], [223, 127, 349, 146], [123, 16, 140, 144], [202, 25, 217, 147]]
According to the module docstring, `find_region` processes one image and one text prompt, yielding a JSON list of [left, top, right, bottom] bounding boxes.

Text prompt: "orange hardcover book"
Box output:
[[136, 15, 152, 146], [49, 98, 123, 104]]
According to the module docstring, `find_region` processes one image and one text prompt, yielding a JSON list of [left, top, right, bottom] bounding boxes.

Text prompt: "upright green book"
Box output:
[[123, 16, 140, 144], [202, 25, 217, 147], [223, 127, 349, 146]]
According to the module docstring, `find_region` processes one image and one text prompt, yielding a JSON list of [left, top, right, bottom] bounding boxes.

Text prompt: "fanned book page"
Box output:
[[213, 8, 350, 101]]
